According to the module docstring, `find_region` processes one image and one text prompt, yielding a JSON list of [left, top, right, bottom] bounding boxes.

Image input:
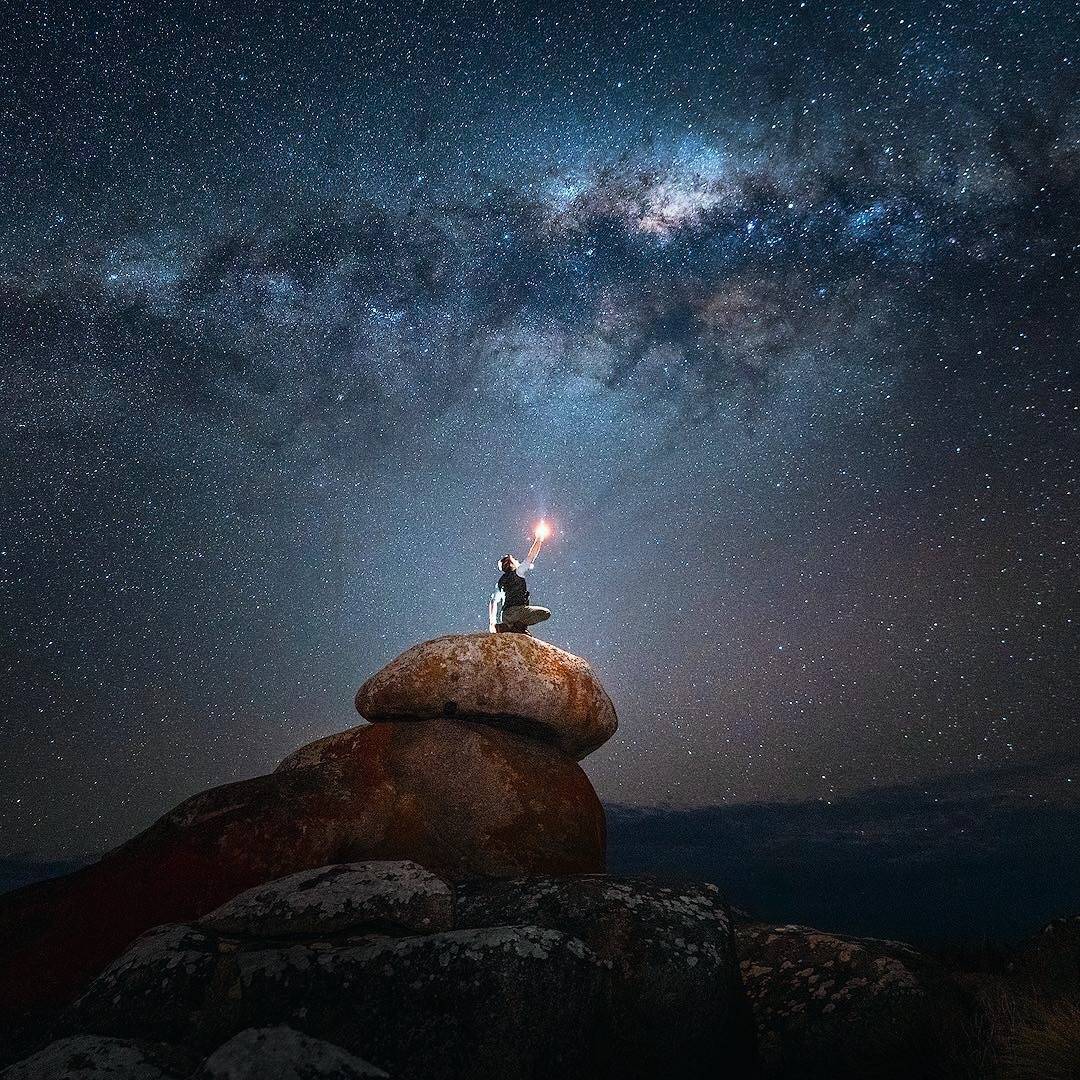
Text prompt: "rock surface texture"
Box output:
[[456, 875, 756, 1077], [0, 1035, 193, 1080], [198, 861, 452, 938], [0, 1028, 385, 1080], [57, 862, 755, 1080], [0, 636, 614, 1016], [354, 633, 617, 759], [198, 1027, 388, 1079], [736, 921, 971, 1079]]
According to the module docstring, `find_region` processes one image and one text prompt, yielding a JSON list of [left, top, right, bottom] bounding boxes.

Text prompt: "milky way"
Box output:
[[1, 0, 1077, 855]]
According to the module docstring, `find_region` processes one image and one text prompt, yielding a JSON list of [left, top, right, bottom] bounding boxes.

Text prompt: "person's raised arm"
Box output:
[[521, 521, 549, 569], [522, 534, 543, 568]]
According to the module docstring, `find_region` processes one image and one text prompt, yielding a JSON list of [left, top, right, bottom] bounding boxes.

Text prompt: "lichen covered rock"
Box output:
[[0, 1035, 192, 1080], [75, 924, 221, 1039], [456, 875, 756, 1078], [737, 921, 968, 1079], [199, 862, 452, 938], [352, 634, 617, 760], [198, 1027, 387, 1079], [77, 924, 612, 1078], [69, 867, 757, 1080]]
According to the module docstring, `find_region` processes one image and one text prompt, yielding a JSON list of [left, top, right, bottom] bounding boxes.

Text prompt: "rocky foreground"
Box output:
[[0, 635, 1073, 1078], [21, 862, 754, 1079], [4, 858, 995, 1080]]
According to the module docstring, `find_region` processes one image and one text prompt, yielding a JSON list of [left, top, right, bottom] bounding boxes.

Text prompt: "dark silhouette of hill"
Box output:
[[607, 757, 1080, 945], [0, 855, 89, 896]]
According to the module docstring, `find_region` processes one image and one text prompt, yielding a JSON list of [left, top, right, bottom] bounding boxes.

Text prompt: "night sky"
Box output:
[[1, 0, 1077, 858]]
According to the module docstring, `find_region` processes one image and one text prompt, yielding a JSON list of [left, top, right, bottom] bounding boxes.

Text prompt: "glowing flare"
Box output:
[[535, 519, 551, 540]]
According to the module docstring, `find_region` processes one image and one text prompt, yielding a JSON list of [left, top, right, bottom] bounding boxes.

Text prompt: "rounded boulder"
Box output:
[[736, 922, 973, 1079], [354, 634, 617, 760], [274, 720, 607, 880], [198, 861, 453, 938]]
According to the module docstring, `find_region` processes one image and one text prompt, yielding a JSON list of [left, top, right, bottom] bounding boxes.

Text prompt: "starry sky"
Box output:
[[1, 0, 1077, 857]]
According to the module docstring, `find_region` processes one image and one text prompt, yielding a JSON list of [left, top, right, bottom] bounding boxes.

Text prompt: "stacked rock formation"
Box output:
[[0, 634, 615, 1018]]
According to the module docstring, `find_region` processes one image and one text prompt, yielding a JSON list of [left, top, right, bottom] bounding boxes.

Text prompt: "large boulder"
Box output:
[[76, 924, 613, 1078], [198, 1027, 387, 1079], [199, 862, 453, 937], [455, 875, 757, 1077], [0, 1028, 386, 1080], [270, 720, 606, 880], [0, 722, 603, 1014], [74, 923, 222, 1036], [736, 922, 971, 1079], [353, 634, 617, 760], [69, 865, 758, 1080], [0, 1035, 192, 1080]]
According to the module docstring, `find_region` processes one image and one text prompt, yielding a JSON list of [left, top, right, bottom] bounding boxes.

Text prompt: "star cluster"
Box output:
[[0, 0, 1077, 855]]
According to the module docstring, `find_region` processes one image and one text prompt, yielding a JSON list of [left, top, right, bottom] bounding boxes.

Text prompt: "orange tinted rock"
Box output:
[[354, 634, 617, 760], [274, 720, 606, 881], [0, 721, 604, 1015]]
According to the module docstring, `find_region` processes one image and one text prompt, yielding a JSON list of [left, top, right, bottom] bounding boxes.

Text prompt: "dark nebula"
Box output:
[[1, 0, 1077, 855]]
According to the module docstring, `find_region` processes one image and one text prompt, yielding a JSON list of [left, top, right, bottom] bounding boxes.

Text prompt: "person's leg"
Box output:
[[501, 605, 550, 633], [519, 606, 550, 626]]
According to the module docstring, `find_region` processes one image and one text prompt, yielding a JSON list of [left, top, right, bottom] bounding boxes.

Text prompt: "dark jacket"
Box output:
[[498, 569, 529, 608]]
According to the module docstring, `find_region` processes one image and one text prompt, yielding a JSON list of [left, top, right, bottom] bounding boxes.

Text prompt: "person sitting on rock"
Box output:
[[489, 529, 551, 635]]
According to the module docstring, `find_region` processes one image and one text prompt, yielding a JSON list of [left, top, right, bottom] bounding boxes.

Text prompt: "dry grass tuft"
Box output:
[[996, 996, 1080, 1080]]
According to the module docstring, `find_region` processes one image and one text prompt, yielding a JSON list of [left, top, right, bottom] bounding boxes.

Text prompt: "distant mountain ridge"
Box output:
[[606, 756, 1080, 944], [0, 855, 90, 895]]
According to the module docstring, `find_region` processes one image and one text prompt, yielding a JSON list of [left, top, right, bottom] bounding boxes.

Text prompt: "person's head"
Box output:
[[499, 554, 518, 573]]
